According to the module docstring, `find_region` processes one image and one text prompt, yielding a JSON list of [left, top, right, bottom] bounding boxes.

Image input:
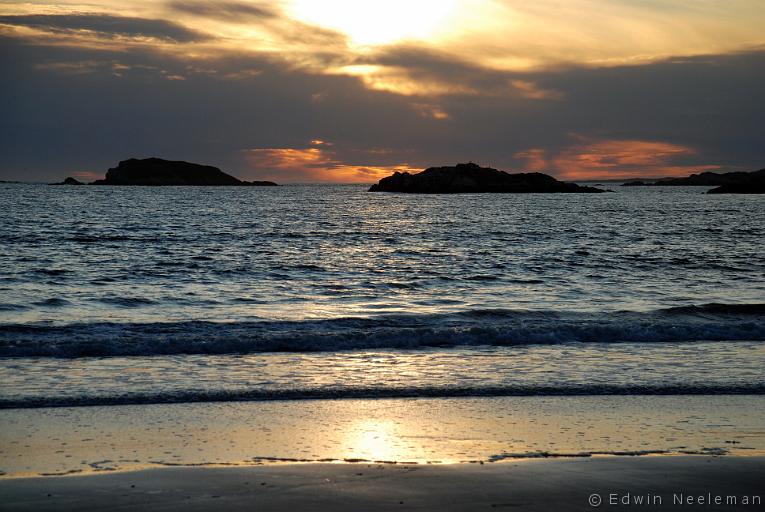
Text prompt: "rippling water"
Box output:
[[0, 183, 763, 406]]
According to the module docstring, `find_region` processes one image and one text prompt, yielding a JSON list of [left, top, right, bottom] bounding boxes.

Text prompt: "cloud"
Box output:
[[32, 59, 190, 80], [162, 0, 349, 58], [419, 0, 765, 71], [514, 149, 548, 172], [516, 138, 722, 180], [341, 44, 568, 98], [243, 141, 417, 183], [510, 80, 565, 101], [412, 103, 450, 120], [71, 170, 104, 181], [348, 45, 491, 95], [165, 1, 278, 22], [1, 30, 763, 182], [0, 14, 206, 43], [3, 1, 761, 102], [0, 6, 348, 73]]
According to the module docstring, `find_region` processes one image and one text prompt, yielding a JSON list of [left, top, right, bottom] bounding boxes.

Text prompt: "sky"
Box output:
[[1, 0, 764, 183]]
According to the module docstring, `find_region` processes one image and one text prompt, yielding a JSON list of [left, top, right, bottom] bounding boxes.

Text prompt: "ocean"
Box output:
[[0, 183, 763, 409]]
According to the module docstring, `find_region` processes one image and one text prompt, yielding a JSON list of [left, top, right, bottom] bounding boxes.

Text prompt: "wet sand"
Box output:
[[2, 396, 764, 477], [2, 397, 763, 510], [1, 457, 763, 511]]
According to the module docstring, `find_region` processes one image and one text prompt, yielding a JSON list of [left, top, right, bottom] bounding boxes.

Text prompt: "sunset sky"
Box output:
[[1, 0, 764, 182]]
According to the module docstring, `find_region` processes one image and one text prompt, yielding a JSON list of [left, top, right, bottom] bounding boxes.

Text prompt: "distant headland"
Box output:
[[53, 158, 278, 186], [369, 163, 605, 194], [621, 168, 764, 193]]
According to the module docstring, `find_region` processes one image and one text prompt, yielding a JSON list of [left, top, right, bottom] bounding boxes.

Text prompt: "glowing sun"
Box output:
[[289, 0, 459, 46]]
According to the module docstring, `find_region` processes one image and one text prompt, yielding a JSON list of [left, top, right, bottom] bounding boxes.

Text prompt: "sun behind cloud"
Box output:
[[288, 0, 459, 46]]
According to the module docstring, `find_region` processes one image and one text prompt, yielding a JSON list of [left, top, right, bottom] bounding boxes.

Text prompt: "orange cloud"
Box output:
[[71, 170, 103, 180], [510, 80, 565, 100], [513, 148, 548, 172], [242, 143, 418, 183], [516, 139, 720, 180], [412, 103, 450, 120]]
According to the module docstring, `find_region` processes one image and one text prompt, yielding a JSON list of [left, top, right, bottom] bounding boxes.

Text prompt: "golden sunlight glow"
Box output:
[[288, 0, 459, 46], [345, 420, 399, 461], [243, 146, 418, 183]]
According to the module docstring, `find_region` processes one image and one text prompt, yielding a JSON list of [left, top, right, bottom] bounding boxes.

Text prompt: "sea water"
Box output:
[[0, 183, 763, 407]]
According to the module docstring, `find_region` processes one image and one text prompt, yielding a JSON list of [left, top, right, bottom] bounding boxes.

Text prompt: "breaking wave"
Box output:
[[0, 303, 762, 358]]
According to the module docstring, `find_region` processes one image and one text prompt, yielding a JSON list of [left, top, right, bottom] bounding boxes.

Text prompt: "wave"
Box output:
[[67, 234, 139, 243], [95, 296, 157, 307], [31, 298, 71, 307], [0, 303, 762, 358], [0, 303, 28, 312], [3, 383, 764, 409]]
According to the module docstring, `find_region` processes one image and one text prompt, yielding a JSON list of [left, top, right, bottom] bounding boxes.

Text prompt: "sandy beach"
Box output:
[[1, 396, 764, 510], [1, 457, 763, 511]]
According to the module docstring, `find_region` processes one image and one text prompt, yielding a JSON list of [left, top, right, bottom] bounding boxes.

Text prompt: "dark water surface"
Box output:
[[0, 183, 763, 406]]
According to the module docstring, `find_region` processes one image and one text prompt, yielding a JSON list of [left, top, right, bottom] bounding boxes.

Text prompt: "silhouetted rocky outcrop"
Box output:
[[369, 163, 605, 194], [655, 168, 765, 187], [616, 168, 765, 190], [50, 177, 84, 185], [703, 169, 764, 193], [89, 158, 278, 186]]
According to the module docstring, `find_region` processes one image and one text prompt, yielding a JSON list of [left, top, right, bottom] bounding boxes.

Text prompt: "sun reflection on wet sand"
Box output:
[[344, 420, 402, 462], [1, 396, 764, 478]]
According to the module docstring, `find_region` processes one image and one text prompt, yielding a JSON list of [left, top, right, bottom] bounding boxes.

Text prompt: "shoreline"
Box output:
[[2, 449, 760, 481], [5, 385, 765, 410], [1, 457, 763, 511]]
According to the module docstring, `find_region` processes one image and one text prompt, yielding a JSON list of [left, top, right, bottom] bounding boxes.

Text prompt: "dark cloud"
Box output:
[[357, 44, 509, 93], [0, 14, 206, 42], [0, 33, 763, 182], [534, 48, 765, 165], [0, 36, 428, 181], [364, 45, 476, 71], [358, 44, 765, 170], [165, 1, 278, 21]]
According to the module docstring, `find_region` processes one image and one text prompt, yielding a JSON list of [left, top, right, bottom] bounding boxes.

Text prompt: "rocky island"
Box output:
[[656, 168, 765, 188], [50, 177, 84, 185], [707, 179, 765, 194], [618, 168, 764, 191], [369, 163, 605, 194], [87, 158, 278, 186], [705, 169, 765, 194]]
